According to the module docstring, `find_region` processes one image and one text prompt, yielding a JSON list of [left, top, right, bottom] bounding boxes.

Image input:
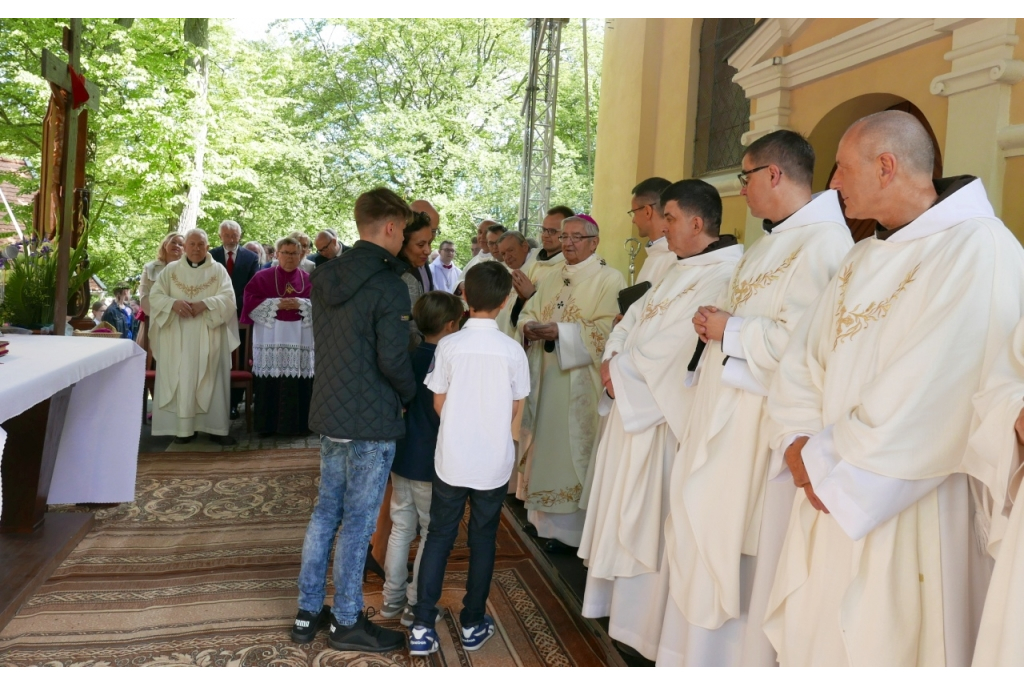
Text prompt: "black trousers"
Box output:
[[413, 475, 506, 628]]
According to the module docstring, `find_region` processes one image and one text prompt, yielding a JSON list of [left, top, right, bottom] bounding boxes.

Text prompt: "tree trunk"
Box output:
[[176, 18, 209, 234]]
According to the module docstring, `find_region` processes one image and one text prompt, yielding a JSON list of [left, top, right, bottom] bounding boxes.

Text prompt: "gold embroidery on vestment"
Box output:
[[730, 250, 800, 309], [527, 483, 583, 508], [832, 263, 920, 350], [171, 272, 219, 300], [638, 284, 696, 324]]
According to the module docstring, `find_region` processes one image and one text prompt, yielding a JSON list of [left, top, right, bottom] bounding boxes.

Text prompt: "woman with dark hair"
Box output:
[[399, 210, 435, 350]]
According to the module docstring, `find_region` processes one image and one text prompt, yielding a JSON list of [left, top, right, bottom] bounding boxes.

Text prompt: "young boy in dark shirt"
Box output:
[[380, 291, 465, 627]]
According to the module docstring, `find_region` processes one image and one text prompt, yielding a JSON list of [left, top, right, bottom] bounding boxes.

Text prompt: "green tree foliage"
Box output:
[[0, 18, 602, 283]]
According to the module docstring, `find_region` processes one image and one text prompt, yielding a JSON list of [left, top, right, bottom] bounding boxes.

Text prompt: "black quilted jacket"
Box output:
[[308, 240, 417, 440]]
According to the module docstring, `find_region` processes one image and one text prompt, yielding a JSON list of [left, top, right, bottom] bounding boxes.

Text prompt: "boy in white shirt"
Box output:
[[408, 261, 531, 656]]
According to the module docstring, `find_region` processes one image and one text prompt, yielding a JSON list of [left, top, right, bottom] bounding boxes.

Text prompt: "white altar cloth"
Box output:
[[0, 336, 145, 512]]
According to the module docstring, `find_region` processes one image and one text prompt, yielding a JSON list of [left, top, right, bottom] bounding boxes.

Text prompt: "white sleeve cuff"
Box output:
[[608, 353, 665, 434], [555, 322, 593, 370], [721, 356, 768, 396], [803, 425, 947, 541], [722, 315, 746, 359], [298, 298, 313, 326], [249, 298, 280, 327]]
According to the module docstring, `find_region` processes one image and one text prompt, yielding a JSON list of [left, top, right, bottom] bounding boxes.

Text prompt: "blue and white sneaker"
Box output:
[[460, 615, 495, 651], [408, 624, 440, 656]]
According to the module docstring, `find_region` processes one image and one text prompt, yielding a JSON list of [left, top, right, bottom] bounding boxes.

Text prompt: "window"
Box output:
[[692, 19, 757, 177]]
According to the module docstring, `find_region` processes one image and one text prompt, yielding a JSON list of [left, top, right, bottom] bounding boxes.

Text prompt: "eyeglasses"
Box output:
[[558, 234, 597, 244], [626, 203, 656, 218], [540, 227, 561, 236], [440, 247, 456, 253], [278, 250, 300, 257], [737, 165, 772, 187]]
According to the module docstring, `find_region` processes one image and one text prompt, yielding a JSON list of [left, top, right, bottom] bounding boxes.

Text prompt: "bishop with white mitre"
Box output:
[[965, 317, 1024, 666], [578, 179, 742, 660], [660, 131, 853, 666], [517, 215, 624, 549], [767, 111, 1024, 666], [149, 228, 241, 444]]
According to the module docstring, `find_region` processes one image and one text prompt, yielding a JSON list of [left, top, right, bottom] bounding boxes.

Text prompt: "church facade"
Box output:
[[592, 18, 1024, 274]]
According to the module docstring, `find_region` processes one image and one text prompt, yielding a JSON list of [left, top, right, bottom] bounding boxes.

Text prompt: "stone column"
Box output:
[[931, 19, 1024, 212]]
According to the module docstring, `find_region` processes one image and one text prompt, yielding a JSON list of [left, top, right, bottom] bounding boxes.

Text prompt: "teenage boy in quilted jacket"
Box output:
[[291, 187, 417, 653]]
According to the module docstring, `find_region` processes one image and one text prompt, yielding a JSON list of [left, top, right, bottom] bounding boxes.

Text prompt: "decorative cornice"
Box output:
[[733, 18, 980, 100], [930, 59, 1024, 96], [727, 19, 810, 73], [998, 124, 1024, 158], [701, 170, 742, 198]]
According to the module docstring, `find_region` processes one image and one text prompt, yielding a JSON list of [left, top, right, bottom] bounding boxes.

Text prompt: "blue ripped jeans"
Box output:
[[297, 437, 395, 626]]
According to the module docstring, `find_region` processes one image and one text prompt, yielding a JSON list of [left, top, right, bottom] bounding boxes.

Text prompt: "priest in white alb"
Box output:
[[494, 230, 535, 338], [507, 207, 575, 342], [659, 130, 853, 666], [525, 205, 573, 284], [517, 215, 624, 551], [149, 228, 241, 446], [455, 219, 496, 292], [767, 111, 1024, 666], [966, 318, 1024, 666], [578, 179, 742, 659], [629, 177, 677, 287]]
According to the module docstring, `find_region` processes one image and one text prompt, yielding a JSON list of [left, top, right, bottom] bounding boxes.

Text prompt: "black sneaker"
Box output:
[[290, 605, 330, 644], [328, 608, 405, 652]]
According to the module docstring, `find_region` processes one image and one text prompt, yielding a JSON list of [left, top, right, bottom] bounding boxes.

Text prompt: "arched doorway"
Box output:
[[812, 98, 942, 242]]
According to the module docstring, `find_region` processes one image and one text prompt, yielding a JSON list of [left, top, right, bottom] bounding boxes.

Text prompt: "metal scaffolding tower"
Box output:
[[518, 19, 567, 237]]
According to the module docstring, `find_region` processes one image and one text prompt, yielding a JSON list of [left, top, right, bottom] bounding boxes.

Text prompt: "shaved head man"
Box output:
[[831, 110, 938, 229], [766, 110, 1024, 666]]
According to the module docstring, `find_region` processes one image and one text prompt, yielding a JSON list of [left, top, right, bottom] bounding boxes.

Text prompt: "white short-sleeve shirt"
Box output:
[[425, 318, 531, 490]]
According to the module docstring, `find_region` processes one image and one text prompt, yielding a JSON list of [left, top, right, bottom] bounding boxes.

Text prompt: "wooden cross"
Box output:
[[39, 18, 99, 333]]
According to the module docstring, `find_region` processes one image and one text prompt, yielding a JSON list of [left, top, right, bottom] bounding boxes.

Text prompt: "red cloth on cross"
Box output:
[[68, 65, 89, 109]]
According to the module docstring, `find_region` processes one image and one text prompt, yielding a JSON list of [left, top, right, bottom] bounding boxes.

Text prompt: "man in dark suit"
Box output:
[[210, 219, 259, 419]]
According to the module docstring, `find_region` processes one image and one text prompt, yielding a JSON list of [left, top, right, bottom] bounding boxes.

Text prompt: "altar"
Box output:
[[0, 335, 144, 628]]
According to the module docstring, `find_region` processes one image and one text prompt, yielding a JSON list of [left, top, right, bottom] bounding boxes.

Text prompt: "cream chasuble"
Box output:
[[150, 258, 240, 438], [636, 236, 677, 286], [964, 317, 1024, 665], [766, 178, 1024, 666], [659, 190, 852, 667], [578, 240, 742, 660], [525, 249, 565, 285], [517, 254, 624, 546]]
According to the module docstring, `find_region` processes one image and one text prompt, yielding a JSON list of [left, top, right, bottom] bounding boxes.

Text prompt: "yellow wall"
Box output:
[[593, 18, 744, 277], [1005, 34, 1024, 240], [788, 36, 951, 184]]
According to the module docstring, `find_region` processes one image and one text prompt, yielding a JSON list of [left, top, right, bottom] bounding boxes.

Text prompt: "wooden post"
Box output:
[[39, 19, 99, 333]]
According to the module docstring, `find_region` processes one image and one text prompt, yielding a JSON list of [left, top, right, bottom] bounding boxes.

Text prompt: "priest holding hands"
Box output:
[[149, 228, 240, 446]]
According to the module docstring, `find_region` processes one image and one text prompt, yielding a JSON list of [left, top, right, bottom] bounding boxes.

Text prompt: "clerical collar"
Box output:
[[762, 212, 795, 235], [537, 248, 561, 261], [677, 234, 739, 260], [186, 257, 207, 268], [875, 175, 977, 241]]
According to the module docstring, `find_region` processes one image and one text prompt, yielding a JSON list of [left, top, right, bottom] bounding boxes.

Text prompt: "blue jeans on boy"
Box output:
[[413, 476, 507, 628], [297, 437, 396, 626]]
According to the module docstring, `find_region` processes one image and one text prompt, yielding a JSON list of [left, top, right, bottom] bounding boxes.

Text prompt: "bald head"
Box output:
[[847, 110, 935, 178], [831, 109, 940, 228], [411, 200, 440, 233], [476, 219, 496, 254]]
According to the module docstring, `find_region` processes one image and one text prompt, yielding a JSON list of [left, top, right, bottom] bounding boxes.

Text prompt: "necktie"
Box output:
[[226, 250, 235, 276]]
